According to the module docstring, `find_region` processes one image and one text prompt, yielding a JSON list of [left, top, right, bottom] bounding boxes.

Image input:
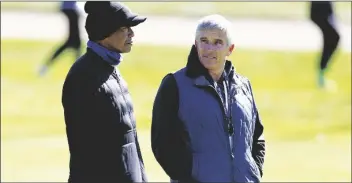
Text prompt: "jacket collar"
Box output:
[[87, 40, 123, 67]]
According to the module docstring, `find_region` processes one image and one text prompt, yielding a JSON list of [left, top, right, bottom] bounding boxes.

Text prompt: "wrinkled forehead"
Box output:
[[196, 28, 227, 41]]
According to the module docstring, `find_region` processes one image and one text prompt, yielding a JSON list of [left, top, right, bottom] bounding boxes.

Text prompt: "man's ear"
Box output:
[[227, 44, 235, 56], [194, 40, 198, 48]]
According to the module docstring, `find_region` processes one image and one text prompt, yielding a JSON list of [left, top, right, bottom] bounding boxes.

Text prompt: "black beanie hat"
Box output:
[[84, 1, 147, 41]]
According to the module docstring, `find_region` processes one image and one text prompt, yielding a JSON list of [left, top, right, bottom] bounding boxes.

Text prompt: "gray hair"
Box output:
[[195, 14, 234, 46]]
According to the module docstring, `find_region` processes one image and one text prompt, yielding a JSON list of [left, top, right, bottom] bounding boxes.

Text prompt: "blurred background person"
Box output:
[[310, 1, 340, 88], [38, 1, 82, 76]]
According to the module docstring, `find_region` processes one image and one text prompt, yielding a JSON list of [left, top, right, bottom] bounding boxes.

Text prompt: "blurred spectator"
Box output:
[[310, 1, 340, 88], [39, 1, 81, 76]]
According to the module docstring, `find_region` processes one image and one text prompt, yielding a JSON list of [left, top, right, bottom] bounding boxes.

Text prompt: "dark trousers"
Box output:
[[46, 9, 82, 66], [310, 1, 340, 71]]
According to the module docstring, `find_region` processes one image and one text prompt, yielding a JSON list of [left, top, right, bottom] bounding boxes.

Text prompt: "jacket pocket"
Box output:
[[248, 158, 261, 182], [242, 151, 260, 182], [122, 142, 142, 182]]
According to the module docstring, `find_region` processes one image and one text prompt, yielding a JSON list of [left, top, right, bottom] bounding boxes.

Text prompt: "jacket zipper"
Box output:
[[209, 85, 235, 182], [113, 70, 135, 129]]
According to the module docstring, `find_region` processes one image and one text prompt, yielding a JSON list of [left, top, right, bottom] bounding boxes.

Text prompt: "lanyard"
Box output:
[[215, 75, 234, 137], [223, 79, 234, 136]]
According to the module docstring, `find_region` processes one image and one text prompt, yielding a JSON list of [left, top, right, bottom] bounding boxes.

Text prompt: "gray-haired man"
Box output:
[[151, 14, 265, 183]]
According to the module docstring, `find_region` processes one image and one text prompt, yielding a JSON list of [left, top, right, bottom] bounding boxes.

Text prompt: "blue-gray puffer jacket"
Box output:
[[151, 45, 265, 183]]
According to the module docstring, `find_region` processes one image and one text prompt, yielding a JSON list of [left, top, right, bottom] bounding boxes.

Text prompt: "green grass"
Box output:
[[1, 2, 351, 24], [1, 39, 351, 182]]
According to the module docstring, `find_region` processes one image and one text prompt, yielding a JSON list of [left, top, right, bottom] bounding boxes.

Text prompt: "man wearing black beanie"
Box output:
[[61, 2, 147, 183]]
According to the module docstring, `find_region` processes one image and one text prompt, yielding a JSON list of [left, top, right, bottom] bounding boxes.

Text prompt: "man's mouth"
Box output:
[[203, 56, 216, 59]]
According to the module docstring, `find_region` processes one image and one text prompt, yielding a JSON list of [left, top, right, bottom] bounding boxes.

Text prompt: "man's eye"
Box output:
[[215, 41, 223, 45]]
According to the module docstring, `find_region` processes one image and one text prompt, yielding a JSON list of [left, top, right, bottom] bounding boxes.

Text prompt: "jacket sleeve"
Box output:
[[247, 80, 266, 177], [62, 76, 123, 180], [151, 74, 193, 181]]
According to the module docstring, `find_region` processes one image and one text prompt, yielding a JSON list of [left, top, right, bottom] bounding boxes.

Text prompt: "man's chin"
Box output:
[[126, 44, 133, 50], [201, 61, 218, 69], [120, 47, 132, 53]]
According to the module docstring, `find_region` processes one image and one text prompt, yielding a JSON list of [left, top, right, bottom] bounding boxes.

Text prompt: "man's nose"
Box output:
[[203, 44, 218, 51], [128, 27, 135, 37]]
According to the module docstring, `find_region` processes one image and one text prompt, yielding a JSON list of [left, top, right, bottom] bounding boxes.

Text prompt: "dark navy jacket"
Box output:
[[151, 45, 265, 182], [62, 48, 147, 183]]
